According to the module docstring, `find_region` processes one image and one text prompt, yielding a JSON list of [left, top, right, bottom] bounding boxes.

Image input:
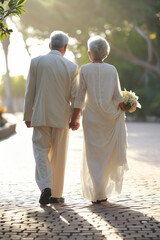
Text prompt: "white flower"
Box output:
[[122, 89, 141, 112]]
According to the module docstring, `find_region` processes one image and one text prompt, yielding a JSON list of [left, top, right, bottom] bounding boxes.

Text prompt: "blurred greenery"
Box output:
[[0, 75, 26, 97], [2, 0, 160, 119], [17, 0, 160, 120], [0, 0, 26, 40], [0, 97, 7, 127]]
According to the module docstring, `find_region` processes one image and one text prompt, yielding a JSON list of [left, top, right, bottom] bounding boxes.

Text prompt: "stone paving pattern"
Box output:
[[0, 114, 160, 240]]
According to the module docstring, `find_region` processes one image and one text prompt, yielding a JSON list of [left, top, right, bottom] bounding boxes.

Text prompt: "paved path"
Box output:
[[0, 114, 160, 240]]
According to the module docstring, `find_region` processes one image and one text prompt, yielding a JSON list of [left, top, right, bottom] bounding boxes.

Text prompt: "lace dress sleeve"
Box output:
[[74, 69, 87, 109]]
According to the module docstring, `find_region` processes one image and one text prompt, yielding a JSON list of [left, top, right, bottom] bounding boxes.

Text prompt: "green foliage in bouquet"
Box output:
[[124, 102, 132, 111], [122, 89, 141, 113]]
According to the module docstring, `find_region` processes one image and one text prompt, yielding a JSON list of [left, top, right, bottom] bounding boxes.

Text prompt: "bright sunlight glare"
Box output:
[[0, 19, 75, 83]]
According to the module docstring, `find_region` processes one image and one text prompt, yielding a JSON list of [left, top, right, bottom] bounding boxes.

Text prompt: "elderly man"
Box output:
[[24, 31, 78, 205]]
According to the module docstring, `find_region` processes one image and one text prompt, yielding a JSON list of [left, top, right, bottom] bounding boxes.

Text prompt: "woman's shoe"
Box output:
[[100, 198, 108, 202], [92, 198, 108, 204], [92, 200, 101, 204]]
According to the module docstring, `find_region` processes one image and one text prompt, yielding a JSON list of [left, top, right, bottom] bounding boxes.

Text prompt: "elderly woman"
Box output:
[[70, 36, 128, 203]]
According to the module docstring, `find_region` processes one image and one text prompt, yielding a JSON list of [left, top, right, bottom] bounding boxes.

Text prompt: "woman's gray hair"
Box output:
[[50, 31, 69, 50], [87, 36, 110, 61]]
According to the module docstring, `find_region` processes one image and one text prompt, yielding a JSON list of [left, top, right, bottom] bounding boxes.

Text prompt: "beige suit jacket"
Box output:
[[23, 50, 78, 129]]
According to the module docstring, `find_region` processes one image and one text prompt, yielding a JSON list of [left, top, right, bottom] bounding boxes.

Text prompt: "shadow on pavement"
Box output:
[[0, 201, 160, 239], [26, 204, 105, 239], [0, 204, 104, 239], [86, 201, 160, 239]]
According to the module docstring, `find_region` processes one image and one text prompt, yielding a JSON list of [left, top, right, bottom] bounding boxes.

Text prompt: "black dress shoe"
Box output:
[[39, 188, 51, 205], [92, 198, 108, 204], [101, 198, 108, 202], [92, 200, 101, 204], [49, 197, 65, 204]]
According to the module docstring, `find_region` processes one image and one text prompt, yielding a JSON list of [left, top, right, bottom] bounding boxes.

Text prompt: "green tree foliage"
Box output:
[[0, 0, 26, 40], [20, 0, 160, 74], [18, 0, 160, 119], [0, 74, 26, 97], [20, 1, 160, 42]]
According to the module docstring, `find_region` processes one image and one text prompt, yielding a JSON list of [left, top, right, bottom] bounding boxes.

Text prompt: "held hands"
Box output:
[[69, 108, 81, 131], [25, 121, 31, 128], [69, 121, 80, 131]]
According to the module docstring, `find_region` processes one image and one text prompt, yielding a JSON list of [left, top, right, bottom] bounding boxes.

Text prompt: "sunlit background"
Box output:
[[0, 2, 160, 238], [0, 0, 160, 120]]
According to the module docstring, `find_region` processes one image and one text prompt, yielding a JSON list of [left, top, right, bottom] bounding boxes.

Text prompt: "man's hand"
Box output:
[[25, 121, 31, 128], [69, 121, 80, 131]]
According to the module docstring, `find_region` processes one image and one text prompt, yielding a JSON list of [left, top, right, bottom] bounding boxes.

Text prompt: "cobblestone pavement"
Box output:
[[0, 114, 160, 240]]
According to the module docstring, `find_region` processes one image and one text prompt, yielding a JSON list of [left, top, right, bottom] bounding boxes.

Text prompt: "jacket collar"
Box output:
[[49, 50, 62, 56]]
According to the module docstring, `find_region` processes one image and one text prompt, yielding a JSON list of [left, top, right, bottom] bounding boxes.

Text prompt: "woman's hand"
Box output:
[[119, 102, 126, 112], [129, 103, 137, 113]]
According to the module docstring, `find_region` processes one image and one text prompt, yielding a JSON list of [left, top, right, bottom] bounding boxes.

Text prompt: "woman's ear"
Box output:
[[88, 51, 93, 61]]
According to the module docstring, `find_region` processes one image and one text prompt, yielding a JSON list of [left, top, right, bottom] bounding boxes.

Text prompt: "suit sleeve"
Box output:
[[70, 65, 79, 113], [23, 59, 36, 121]]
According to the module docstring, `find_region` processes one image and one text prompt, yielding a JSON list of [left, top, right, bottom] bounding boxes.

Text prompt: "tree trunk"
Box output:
[[2, 35, 13, 113], [111, 24, 160, 78], [111, 44, 160, 77]]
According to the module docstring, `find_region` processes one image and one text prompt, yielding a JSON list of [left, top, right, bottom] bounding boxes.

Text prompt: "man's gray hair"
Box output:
[[87, 36, 110, 61], [50, 31, 69, 50]]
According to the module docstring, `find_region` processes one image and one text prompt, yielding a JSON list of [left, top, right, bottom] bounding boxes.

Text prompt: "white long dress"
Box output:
[[74, 62, 128, 202]]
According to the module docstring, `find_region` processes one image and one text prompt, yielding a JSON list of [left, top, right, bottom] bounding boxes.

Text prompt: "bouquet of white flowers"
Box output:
[[122, 89, 141, 113]]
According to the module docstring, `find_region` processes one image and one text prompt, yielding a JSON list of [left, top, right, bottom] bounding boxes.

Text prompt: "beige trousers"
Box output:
[[32, 126, 69, 198]]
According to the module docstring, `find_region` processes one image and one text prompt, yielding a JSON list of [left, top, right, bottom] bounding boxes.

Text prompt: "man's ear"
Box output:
[[49, 42, 51, 50], [64, 44, 68, 51]]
